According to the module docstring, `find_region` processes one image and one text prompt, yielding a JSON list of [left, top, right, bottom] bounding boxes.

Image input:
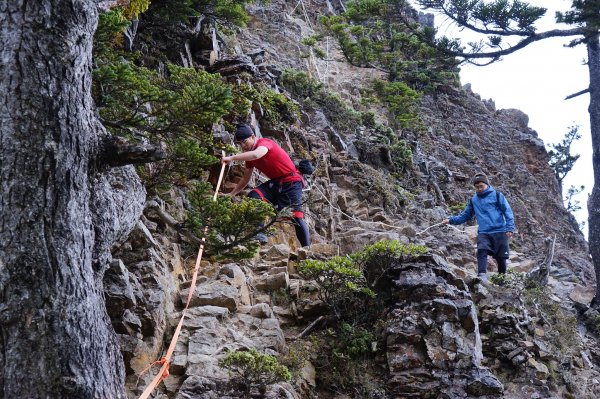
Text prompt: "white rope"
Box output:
[[311, 182, 466, 236], [415, 222, 465, 236], [312, 183, 408, 230]]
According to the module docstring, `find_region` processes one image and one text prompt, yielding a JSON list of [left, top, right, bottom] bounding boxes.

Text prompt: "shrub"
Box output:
[[448, 202, 467, 214], [93, 9, 129, 58], [351, 240, 428, 286], [186, 182, 276, 260], [146, 0, 259, 25], [280, 70, 362, 134], [93, 59, 234, 187], [123, 0, 151, 19], [93, 62, 233, 142], [371, 79, 420, 128], [219, 348, 291, 398], [523, 284, 579, 356], [298, 256, 374, 319], [310, 325, 387, 396], [489, 269, 525, 288]]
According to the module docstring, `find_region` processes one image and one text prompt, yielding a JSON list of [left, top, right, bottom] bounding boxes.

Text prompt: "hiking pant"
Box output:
[[476, 232, 509, 274], [248, 180, 311, 247]]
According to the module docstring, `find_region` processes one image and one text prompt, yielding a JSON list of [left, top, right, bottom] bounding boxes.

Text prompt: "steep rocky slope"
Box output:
[[105, 1, 599, 398]]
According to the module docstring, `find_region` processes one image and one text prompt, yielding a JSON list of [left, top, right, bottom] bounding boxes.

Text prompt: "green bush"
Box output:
[[523, 284, 579, 355], [93, 58, 234, 187], [123, 0, 151, 19], [298, 256, 374, 319], [228, 82, 299, 129], [310, 325, 386, 396], [371, 79, 420, 128], [93, 9, 130, 58], [186, 183, 276, 260], [146, 0, 259, 25], [351, 240, 428, 286], [219, 348, 291, 398], [280, 70, 362, 134], [489, 269, 525, 288], [448, 202, 467, 214], [93, 62, 233, 142]]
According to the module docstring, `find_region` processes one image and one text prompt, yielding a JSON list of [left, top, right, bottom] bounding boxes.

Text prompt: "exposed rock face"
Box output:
[[104, 1, 600, 398], [381, 255, 503, 397]]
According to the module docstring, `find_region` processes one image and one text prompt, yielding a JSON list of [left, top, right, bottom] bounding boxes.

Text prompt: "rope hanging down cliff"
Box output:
[[137, 151, 227, 399]]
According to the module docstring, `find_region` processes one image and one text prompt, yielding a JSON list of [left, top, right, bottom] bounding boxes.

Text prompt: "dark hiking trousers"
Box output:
[[476, 232, 510, 274], [248, 180, 311, 247]]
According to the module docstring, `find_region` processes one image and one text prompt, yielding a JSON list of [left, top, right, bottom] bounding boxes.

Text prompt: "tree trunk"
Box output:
[[0, 1, 126, 397], [587, 34, 600, 306]]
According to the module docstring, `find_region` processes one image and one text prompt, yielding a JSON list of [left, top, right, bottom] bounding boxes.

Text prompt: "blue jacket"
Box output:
[[449, 186, 515, 234]]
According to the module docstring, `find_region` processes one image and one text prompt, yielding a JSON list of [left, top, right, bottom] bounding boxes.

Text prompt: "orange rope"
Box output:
[[138, 152, 226, 399]]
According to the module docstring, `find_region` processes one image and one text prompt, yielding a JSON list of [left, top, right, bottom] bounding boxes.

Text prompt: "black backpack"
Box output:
[[297, 159, 315, 175]]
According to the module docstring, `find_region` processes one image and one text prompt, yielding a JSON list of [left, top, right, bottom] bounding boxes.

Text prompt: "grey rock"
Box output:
[[250, 303, 273, 319], [183, 282, 239, 311]]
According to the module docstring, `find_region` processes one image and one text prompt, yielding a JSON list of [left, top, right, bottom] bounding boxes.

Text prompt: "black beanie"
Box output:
[[235, 124, 254, 141], [472, 173, 489, 186]]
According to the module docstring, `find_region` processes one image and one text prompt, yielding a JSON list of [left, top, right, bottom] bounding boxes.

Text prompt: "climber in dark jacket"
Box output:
[[443, 173, 515, 281]]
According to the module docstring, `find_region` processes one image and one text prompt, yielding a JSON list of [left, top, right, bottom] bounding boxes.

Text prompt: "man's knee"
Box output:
[[292, 210, 304, 219], [248, 189, 265, 201]]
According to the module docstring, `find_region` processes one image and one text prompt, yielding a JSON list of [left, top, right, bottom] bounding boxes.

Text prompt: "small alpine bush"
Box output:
[[219, 348, 291, 398]]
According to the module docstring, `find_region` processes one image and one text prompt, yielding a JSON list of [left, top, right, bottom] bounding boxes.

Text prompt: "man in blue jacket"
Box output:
[[443, 173, 515, 281]]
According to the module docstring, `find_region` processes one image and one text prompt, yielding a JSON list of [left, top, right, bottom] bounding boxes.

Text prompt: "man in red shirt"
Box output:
[[221, 125, 311, 247]]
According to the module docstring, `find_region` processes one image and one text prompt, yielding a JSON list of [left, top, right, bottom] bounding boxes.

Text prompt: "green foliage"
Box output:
[[547, 124, 581, 187], [138, 138, 217, 189], [93, 59, 233, 186], [123, 0, 151, 19], [415, 1, 552, 60], [448, 202, 467, 213], [280, 341, 311, 377], [565, 184, 585, 214], [280, 70, 362, 134], [351, 240, 428, 286], [468, 0, 546, 31], [94, 9, 129, 58], [523, 283, 579, 355], [310, 325, 386, 396], [371, 79, 420, 128], [489, 269, 525, 288], [147, 0, 259, 25], [94, 62, 233, 141], [557, 0, 600, 32], [228, 82, 299, 129], [298, 256, 374, 318], [219, 348, 291, 398], [186, 183, 276, 260], [320, 0, 459, 92], [336, 323, 375, 359], [298, 240, 428, 396]]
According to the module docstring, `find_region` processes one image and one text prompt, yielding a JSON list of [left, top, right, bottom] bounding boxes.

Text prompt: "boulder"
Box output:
[[182, 282, 239, 311]]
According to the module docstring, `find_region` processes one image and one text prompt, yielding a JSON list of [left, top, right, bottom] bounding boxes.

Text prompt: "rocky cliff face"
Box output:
[[104, 1, 600, 398]]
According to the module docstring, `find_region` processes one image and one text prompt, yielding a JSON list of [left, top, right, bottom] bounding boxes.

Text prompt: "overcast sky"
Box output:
[[422, 0, 592, 234]]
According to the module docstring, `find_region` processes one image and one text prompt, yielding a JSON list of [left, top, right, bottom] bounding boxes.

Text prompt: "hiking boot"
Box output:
[[478, 273, 488, 283], [255, 233, 268, 245]]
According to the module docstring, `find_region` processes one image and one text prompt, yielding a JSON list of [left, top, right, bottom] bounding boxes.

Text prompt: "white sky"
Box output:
[[419, 0, 592, 234]]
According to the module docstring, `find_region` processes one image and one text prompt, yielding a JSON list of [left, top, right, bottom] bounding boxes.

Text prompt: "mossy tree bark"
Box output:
[[0, 1, 135, 397]]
